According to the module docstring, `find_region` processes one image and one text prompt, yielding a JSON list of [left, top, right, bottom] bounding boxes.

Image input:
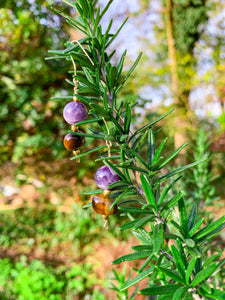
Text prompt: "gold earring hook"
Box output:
[[70, 40, 94, 65]]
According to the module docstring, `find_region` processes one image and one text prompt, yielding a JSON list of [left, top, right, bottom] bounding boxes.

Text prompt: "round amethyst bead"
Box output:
[[63, 101, 88, 125], [95, 165, 120, 190]]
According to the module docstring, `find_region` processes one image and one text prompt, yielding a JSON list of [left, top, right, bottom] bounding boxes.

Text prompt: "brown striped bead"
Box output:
[[63, 131, 85, 151], [92, 193, 118, 216]]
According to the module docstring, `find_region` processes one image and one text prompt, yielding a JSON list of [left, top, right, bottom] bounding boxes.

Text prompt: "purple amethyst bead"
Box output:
[[95, 165, 120, 190], [63, 101, 88, 124]]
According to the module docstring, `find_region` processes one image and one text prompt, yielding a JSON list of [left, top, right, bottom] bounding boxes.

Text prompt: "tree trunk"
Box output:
[[165, 0, 192, 162]]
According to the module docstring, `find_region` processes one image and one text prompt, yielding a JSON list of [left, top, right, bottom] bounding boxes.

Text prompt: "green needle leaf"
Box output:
[[140, 285, 181, 296], [156, 157, 208, 183], [172, 287, 190, 300], [148, 128, 155, 166], [155, 143, 188, 170], [189, 218, 205, 236], [70, 145, 106, 160], [120, 266, 154, 291], [185, 256, 197, 284], [192, 215, 225, 240], [191, 263, 218, 286], [112, 250, 152, 265], [171, 244, 186, 278], [130, 109, 174, 140], [158, 267, 186, 285], [139, 174, 156, 209], [153, 223, 164, 254], [178, 197, 188, 236]]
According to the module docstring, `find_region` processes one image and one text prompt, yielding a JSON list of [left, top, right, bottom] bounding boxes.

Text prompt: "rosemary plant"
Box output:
[[47, 1, 225, 299]]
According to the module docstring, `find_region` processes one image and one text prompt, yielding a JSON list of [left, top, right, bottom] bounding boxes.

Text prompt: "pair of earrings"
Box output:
[[62, 45, 119, 224]]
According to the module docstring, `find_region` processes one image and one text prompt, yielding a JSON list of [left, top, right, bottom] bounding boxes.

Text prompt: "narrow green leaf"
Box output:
[[153, 223, 164, 254], [197, 222, 225, 242], [156, 158, 208, 183], [188, 203, 198, 231], [93, 6, 100, 35], [112, 250, 152, 265], [69, 130, 105, 140], [61, 0, 76, 8], [74, 94, 103, 105], [82, 202, 92, 208], [161, 192, 183, 213], [75, 117, 104, 126], [117, 165, 149, 175], [156, 143, 188, 170], [157, 176, 182, 207], [140, 285, 181, 296], [132, 230, 152, 245], [203, 254, 221, 268], [109, 65, 117, 89], [130, 109, 174, 140], [132, 245, 153, 251], [200, 281, 212, 294], [116, 52, 142, 93], [152, 137, 168, 164], [45, 55, 68, 60], [83, 189, 103, 195], [88, 128, 105, 136], [110, 188, 129, 209], [120, 266, 154, 291], [120, 220, 138, 230], [158, 267, 186, 284], [178, 197, 188, 236], [199, 288, 225, 300], [187, 247, 201, 258], [135, 131, 149, 152], [164, 232, 181, 240], [107, 181, 129, 189], [118, 207, 153, 214], [148, 128, 155, 166], [185, 238, 195, 248], [138, 254, 154, 272], [189, 218, 205, 236], [133, 215, 155, 230], [172, 287, 189, 300], [191, 263, 218, 286], [99, 0, 113, 22], [176, 238, 188, 268], [139, 174, 156, 209], [171, 245, 186, 279], [129, 148, 148, 169], [116, 50, 127, 80], [124, 102, 131, 134], [106, 17, 129, 48], [171, 220, 185, 236], [185, 256, 197, 284], [192, 215, 225, 240]]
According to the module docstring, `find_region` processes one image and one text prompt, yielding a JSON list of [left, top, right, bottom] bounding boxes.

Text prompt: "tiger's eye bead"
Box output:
[[63, 131, 85, 151], [92, 193, 118, 216]]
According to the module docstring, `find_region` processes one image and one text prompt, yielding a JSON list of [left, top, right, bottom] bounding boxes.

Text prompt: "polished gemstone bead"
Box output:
[[63, 131, 85, 151], [63, 101, 88, 124], [95, 165, 120, 189], [92, 193, 118, 215]]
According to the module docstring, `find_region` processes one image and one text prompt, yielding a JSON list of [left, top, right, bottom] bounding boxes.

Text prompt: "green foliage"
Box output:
[[49, 0, 225, 299], [0, 257, 106, 300], [172, 0, 208, 55], [180, 129, 220, 208], [0, 1, 70, 163]]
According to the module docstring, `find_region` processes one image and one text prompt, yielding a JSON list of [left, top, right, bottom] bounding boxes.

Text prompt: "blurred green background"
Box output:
[[0, 0, 225, 299]]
